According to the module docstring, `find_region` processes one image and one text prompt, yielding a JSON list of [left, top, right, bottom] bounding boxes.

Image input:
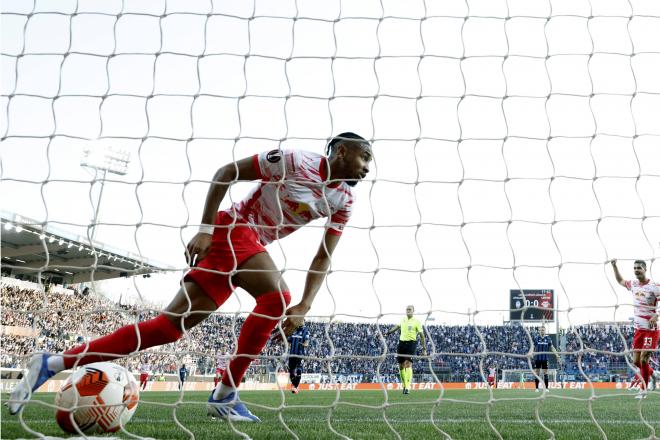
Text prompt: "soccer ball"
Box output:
[[55, 362, 139, 434]]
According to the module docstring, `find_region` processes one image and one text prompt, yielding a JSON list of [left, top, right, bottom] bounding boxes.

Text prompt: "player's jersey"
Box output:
[[179, 367, 188, 379], [288, 326, 310, 356], [139, 364, 150, 375], [624, 279, 659, 330], [228, 149, 353, 245], [533, 335, 553, 361], [488, 368, 496, 378], [399, 317, 423, 342]]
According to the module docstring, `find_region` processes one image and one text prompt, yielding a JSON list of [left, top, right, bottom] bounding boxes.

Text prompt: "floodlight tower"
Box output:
[[81, 145, 131, 241]]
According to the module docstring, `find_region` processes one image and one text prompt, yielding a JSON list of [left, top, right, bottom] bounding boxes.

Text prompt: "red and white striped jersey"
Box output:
[[624, 279, 659, 330], [227, 149, 354, 245]]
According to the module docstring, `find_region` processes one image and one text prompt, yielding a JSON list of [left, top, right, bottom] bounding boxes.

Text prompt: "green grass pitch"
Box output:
[[2, 389, 659, 439]]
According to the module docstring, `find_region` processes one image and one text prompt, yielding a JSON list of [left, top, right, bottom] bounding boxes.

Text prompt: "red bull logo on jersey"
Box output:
[[294, 202, 311, 216], [281, 199, 313, 221]]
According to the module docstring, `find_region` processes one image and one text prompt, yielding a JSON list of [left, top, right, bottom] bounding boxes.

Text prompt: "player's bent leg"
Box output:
[[162, 281, 219, 330], [8, 282, 214, 415], [208, 289, 288, 420], [220, 290, 291, 389], [61, 281, 214, 365], [9, 314, 183, 415], [7, 353, 56, 415], [210, 252, 290, 421]]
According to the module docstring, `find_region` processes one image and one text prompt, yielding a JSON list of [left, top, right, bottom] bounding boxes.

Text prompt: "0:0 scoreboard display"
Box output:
[[509, 289, 554, 321]]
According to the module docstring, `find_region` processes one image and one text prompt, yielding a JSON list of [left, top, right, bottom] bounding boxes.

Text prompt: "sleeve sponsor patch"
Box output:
[[266, 149, 282, 163]]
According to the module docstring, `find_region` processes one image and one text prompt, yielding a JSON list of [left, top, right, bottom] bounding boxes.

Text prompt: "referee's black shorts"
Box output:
[[533, 359, 549, 370], [397, 340, 418, 364]]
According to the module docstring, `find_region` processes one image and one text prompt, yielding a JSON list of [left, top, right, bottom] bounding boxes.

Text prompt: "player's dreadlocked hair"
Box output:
[[326, 132, 369, 156]]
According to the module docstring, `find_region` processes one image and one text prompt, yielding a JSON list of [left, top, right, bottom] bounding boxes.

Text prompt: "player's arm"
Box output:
[[551, 341, 561, 365], [610, 259, 627, 288], [385, 325, 400, 336], [282, 230, 341, 334], [187, 157, 260, 265], [419, 326, 427, 355]]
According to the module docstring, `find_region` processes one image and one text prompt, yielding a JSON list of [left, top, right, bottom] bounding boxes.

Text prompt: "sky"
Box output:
[[1, 0, 659, 327]]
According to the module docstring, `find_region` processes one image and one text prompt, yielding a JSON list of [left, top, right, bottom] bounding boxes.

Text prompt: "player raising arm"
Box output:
[[385, 305, 427, 395], [611, 259, 659, 399], [9, 133, 372, 422]]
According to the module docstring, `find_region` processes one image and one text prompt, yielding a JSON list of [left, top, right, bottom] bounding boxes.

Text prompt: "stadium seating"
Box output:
[[0, 281, 638, 382]]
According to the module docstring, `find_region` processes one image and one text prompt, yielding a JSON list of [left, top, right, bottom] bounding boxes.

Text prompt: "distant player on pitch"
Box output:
[[139, 359, 150, 391], [532, 326, 558, 392], [178, 364, 189, 391], [385, 305, 427, 394], [487, 365, 497, 389], [287, 324, 310, 394], [214, 352, 229, 388], [611, 259, 659, 399]]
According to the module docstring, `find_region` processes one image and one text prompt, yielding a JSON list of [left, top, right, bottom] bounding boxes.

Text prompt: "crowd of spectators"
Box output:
[[562, 325, 635, 377], [1, 281, 643, 382]]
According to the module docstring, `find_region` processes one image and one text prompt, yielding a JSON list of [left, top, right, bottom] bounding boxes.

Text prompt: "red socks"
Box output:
[[62, 290, 290, 384], [63, 314, 183, 369], [641, 362, 651, 389], [633, 360, 652, 390], [222, 291, 291, 387]]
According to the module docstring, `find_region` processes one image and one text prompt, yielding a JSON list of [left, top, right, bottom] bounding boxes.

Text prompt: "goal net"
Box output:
[[1, 0, 659, 439]]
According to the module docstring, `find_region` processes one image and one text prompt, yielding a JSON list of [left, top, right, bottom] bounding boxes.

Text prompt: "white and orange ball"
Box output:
[[55, 362, 139, 434]]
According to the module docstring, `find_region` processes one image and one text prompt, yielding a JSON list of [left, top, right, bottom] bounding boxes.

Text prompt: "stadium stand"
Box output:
[[2, 279, 641, 385]]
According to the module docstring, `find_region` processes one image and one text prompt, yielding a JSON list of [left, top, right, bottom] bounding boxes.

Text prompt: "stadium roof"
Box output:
[[0, 211, 174, 284]]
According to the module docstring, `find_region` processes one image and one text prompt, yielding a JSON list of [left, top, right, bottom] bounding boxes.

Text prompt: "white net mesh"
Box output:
[[1, 0, 660, 438]]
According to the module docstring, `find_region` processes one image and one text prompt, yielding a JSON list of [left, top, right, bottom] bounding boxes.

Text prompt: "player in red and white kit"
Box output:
[[9, 133, 372, 421], [214, 352, 229, 388], [630, 356, 660, 391], [487, 366, 497, 388], [139, 360, 151, 391], [611, 259, 659, 399]]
